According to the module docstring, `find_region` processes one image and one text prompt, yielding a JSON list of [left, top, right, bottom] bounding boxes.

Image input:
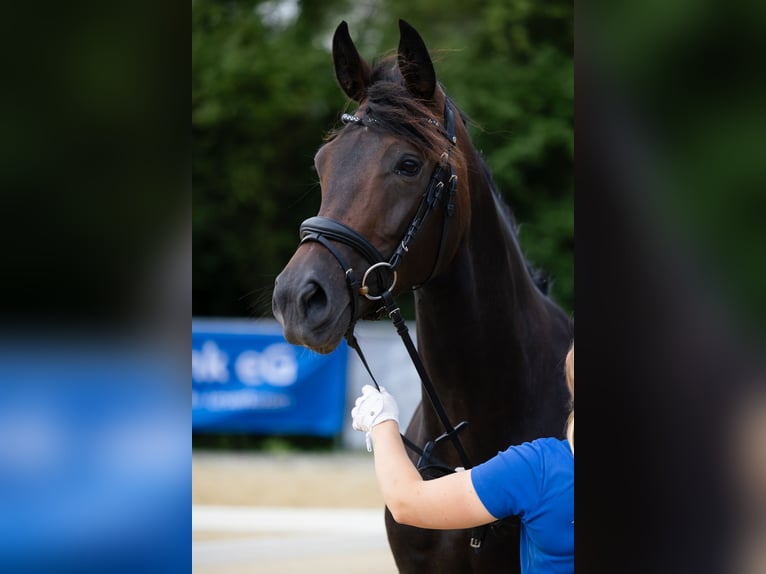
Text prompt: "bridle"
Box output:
[[301, 98, 466, 426], [299, 100, 459, 322], [298, 99, 500, 549]]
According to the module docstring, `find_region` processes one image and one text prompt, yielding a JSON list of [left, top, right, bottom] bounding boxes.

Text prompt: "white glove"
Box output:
[[351, 384, 399, 451]]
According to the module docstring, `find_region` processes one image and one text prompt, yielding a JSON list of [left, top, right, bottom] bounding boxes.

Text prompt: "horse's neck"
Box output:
[[416, 179, 545, 347], [412, 169, 565, 429], [408, 149, 572, 459]]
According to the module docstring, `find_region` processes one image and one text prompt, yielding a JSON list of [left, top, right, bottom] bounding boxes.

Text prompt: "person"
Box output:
[[351, 343, 574, 574]]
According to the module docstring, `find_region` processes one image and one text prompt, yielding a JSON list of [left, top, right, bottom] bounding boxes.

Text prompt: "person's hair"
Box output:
[[564, 342, 574, 455]]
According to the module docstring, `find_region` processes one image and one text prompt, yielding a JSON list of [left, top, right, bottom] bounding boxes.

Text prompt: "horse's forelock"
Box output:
[[326, 56, 460, 163]]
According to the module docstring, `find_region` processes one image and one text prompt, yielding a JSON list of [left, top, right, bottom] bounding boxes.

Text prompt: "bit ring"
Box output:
[[360, 262, 397, 300]]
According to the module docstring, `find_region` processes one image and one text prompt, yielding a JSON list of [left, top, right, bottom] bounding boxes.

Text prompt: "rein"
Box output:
[[299, 100, 492, 549]]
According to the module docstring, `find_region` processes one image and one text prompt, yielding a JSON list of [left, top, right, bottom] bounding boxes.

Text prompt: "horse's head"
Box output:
[[273, 20, 470, 353]]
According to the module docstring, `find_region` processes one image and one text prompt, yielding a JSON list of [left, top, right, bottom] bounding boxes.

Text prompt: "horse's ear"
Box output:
[[397, 19, 436, 101], [332, 21, 371, 102]]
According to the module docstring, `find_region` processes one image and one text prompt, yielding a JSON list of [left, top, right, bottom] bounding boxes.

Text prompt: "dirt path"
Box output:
[[192, 450, 397, 573], [193, 450, 385, 507]]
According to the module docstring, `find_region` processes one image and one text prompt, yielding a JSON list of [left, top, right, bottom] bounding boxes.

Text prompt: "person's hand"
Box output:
[[351, 384, 399, 451]]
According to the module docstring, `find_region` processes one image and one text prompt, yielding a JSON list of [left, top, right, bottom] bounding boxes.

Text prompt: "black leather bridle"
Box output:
[[299, 100, 459, 321], [298, 100, 494, 549]]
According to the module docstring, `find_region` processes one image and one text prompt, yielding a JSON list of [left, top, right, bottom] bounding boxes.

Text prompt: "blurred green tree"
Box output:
[[193, 0, 573, 318]]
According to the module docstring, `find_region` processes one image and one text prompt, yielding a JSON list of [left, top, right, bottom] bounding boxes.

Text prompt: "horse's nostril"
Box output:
[[302, 280, 328, 315]]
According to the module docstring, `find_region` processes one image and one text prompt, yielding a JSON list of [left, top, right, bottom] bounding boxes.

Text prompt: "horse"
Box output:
[[272, 19, 573, 573]]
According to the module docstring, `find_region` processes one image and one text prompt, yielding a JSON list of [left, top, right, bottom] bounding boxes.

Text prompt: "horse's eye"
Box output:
[[394, 158, 422, 177]]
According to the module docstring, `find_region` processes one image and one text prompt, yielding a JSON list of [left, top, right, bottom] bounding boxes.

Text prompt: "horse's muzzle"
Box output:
[[272, 263, 350, 354]]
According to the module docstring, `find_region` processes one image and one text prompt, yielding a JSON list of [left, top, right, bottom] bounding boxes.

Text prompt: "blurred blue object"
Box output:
[[192, 318, 348, 436], [0, 343, 189, 574]]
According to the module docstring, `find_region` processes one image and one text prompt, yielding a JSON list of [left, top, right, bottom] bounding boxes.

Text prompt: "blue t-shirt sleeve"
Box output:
[[470, 441, 544, 520]]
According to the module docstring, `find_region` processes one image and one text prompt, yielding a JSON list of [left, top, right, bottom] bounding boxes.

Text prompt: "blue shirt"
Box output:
[[471, 438, 574, 574]]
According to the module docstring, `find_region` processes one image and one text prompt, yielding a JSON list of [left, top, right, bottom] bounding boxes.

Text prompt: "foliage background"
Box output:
[[192, 0, 573, 319]]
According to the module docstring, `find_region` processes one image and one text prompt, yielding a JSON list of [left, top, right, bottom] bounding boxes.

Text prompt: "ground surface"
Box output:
[[192, 450, 398, 573]]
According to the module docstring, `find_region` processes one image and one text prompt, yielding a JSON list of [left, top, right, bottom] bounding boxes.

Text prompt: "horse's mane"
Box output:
[[328, 55, 550, 295], [475, 148, 551, 295]]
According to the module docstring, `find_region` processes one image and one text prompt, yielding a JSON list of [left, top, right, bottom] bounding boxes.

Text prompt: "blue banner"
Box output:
[[192, 319, 348, 436]]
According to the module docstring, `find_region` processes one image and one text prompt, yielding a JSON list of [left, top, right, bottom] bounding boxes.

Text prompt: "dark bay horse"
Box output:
[[272, 19, 573, 573]]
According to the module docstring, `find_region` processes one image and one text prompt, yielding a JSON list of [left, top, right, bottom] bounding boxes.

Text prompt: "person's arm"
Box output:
[[351, 385, 497, 530], [370, 420, 498, 529]]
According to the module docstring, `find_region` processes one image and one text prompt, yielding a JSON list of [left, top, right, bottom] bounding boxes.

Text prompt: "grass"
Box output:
[[192, 432, 338, 452]]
